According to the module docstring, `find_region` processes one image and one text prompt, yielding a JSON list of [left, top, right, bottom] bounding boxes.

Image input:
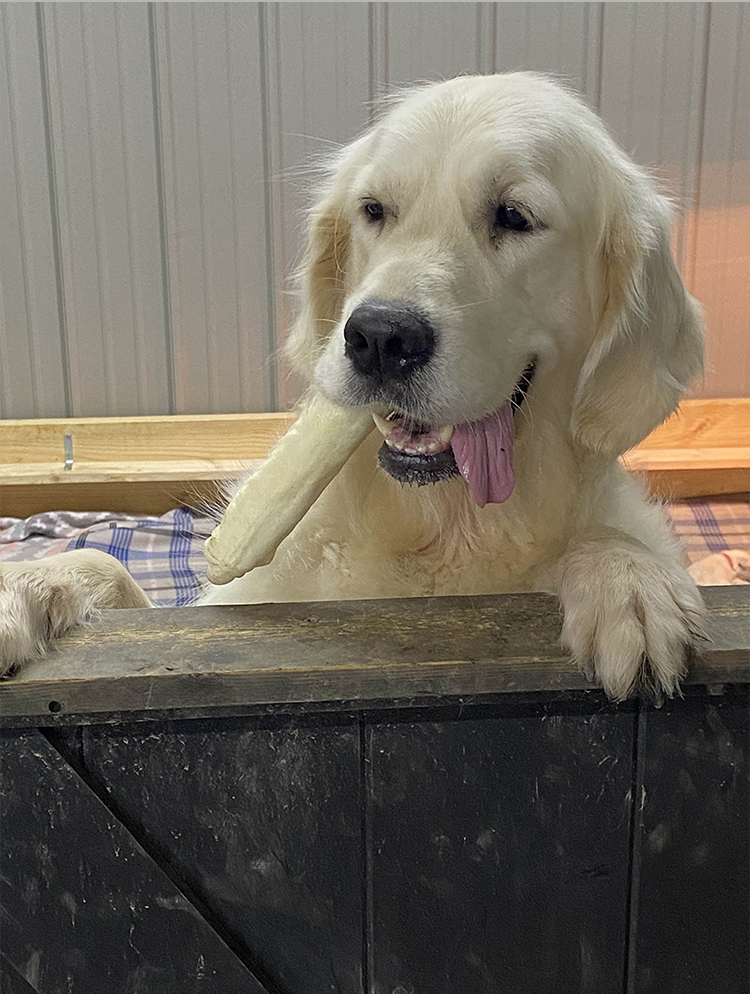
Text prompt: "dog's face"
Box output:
[[289, 74, 703, 498]]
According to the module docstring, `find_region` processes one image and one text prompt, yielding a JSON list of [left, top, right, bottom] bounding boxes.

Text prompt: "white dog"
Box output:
[[0, 74, 706, 700]]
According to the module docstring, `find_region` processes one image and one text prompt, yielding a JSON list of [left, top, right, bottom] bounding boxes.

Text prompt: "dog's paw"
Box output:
[[558, 536, 706, 700], [0, 550, 151, 676]]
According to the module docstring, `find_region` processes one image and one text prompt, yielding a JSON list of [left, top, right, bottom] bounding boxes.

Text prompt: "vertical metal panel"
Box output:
[[267, 2, 371, 409], [0, 4, 67, 419], [598, 4, 707, 184], [598, 2, 708, 286], [41, 2, 170, 416], [689, 3, 749, 398], [0, 2, 746, 417], [494, 2, 601, 102], [154, 2, 271, 414], [378, 2, 484, 88]]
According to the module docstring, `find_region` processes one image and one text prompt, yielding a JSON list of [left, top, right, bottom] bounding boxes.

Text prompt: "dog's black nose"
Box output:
[[344, 303, 435, 381]]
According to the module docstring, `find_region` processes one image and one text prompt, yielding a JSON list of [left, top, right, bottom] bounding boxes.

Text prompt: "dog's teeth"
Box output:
[[417, 445, 427, 454], [394, 441, 405, 451], [427, 442, 437, 452], [438, 425, 454, 442], [372, 412, 392, 437]]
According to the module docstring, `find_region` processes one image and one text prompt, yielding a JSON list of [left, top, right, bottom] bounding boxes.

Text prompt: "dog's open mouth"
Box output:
[[373, 361, 535, 507]]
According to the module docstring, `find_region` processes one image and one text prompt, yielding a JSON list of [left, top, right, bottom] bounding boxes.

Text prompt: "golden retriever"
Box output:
[[0, 73, 706, 700]]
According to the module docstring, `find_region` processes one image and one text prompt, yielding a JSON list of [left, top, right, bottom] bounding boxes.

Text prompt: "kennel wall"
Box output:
[[1, 586, 748, 994]]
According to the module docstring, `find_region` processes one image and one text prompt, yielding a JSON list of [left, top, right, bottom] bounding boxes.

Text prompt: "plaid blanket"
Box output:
[[0, 509, 214, 607], [1, 500, 748, 607]]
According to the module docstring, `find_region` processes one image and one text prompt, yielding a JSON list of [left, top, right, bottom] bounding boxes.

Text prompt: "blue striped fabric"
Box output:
[[67, 508, 213, 607]]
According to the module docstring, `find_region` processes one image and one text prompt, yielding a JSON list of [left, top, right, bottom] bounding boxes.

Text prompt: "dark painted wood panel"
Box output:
[[2, 587, 747, 727], [368, 703, 636, 994], [0, 730, 265, 994], [0, 957, 37, 994], [82, 715, 363, 994], [633, 689, 750, 994]]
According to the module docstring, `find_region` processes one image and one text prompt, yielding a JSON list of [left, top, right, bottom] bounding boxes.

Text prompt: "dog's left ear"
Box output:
[[571, 183, 704, 456]]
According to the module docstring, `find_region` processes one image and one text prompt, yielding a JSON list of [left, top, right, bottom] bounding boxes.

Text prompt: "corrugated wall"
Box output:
[[1, 2, 747, 418]]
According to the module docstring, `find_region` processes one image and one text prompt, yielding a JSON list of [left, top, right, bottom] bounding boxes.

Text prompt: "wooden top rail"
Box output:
[[1, 587, 747, 728]]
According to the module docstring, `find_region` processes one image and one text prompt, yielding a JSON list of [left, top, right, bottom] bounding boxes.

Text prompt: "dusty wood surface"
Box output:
[[1, 587, 747, 727], [0, 731, 270, 992]]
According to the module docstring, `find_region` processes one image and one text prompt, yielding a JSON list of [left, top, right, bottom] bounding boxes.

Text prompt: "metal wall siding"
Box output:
[[599, 3, 709, 280], [690, 3, 749, 398], [0, 2, 745, 417], [494, 3, 598, 100], [41, 2, 170, 417], [269, 2, 372, 410], [378, 3, 484, 86], [154, 2, 272, 415], [0, 3, 67, 419]]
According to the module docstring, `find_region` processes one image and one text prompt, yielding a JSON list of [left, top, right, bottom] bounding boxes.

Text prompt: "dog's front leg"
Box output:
[[0, 550, 151, 675], [554, 528, 706, 700]]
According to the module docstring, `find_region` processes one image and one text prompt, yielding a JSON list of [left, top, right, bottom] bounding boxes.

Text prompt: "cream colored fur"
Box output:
[[0, 74, 705, 699]]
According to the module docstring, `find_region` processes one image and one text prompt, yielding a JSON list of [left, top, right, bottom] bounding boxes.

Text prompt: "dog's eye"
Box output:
[[494, 204, 531, 232], [363, 201, 385, 223]]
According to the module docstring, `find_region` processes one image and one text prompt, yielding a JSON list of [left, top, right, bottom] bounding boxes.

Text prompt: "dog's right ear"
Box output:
[[285, 136, 370, 379], [284, 191, 350, 379]]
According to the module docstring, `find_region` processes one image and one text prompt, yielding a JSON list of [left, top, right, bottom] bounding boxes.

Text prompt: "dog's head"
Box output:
[[286, 74, 704, 502]]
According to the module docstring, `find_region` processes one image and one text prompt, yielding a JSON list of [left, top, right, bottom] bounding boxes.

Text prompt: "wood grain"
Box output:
[[1, 588, 747, 727], [623, 446, 750, 498], [632, 691, 750, 994], [641, 398, 749, 449], [1, 413, 295, 465], [2, 399, 746, 514], [0, 730, 269, 992], [4, 459, 260, 485], [0, 480, 225, 517]]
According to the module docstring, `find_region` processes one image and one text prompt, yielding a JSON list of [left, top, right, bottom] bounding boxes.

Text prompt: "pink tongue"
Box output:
[[450, 400, 515, 508]]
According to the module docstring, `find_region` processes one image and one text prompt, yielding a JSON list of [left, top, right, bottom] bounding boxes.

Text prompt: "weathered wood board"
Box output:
[[1, 587, 747, 993], [631, 689, 750, 994], [81, 716, 364, 994], [367, 705, 636, 994], [1, 588, 747, 727], [0, 730, 268, 994]]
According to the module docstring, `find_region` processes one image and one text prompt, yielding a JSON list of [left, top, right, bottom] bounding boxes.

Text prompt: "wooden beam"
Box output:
[[0, 480, 224, 517], [641, 397, 748, 449], [1, 399, 747, 514], [2, 412, 295, 465], [1, 587, 747, 727], [623, 447, 750, 498]]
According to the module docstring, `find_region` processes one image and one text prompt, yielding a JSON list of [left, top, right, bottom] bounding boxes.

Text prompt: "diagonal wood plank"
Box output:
[[0, 730, 270, 994], [0, 955, 38, 994], [82, 716, 364, 994]]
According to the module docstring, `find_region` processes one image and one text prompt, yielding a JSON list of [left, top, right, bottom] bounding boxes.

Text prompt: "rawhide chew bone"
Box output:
[[204, 393, 374, 585]]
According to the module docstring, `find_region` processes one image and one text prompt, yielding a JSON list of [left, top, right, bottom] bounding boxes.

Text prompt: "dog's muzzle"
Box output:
[[373, 361, 536, 492]]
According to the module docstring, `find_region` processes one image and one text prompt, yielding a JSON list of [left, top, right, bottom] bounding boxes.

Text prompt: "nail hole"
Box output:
[[48, 700, 62, 713]]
